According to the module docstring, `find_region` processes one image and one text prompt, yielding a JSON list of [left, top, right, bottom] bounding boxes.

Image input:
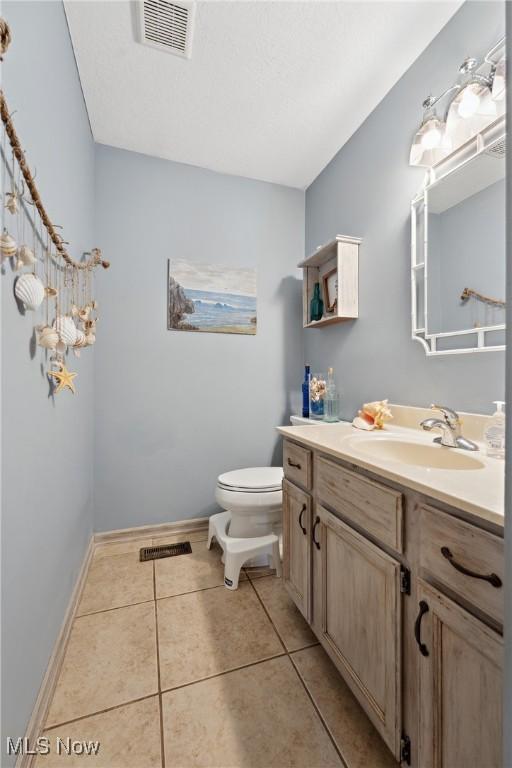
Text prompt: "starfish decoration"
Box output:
[[48, 363, 77, 394]]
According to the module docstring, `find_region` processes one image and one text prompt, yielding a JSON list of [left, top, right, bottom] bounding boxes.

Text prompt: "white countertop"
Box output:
[[277, 420, 505, 529]]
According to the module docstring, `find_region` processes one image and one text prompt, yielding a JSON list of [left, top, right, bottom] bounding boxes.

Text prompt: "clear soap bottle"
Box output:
[[484, 401, 505, 459], [323, 367, 340, 422]]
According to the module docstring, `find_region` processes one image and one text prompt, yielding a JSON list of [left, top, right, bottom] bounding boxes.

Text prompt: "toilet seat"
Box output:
[[217, 467, 283, 493]]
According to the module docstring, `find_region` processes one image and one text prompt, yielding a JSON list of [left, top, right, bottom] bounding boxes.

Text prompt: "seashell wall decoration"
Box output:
[[16, 244, 35, 268], [0, 15, 109, 396], [37, 325, 59, 350], [54, 315, 78, 347], [15, 273, 45, 310], [5, 190, 18, 214], [0, 229, 16, 258]]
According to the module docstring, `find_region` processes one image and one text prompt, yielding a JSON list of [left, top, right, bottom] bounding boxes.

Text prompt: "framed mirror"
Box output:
[[411, 115, 505, 355]]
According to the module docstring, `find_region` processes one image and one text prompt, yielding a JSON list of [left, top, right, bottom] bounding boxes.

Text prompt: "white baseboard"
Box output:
[[16, 536, 95, 768], [17, 516, 209, 767]]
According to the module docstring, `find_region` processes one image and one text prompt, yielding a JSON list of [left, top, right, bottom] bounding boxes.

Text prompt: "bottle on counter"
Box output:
[[484, 401, 505, 459], [302, 364, 311, 418], [323, 367, 340, 422]]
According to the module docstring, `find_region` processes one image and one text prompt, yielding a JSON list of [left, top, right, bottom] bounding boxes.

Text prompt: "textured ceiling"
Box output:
[[65, 1, 461, 189]]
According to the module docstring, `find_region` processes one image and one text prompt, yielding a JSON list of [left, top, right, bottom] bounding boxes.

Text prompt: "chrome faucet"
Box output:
[[421, 405, 479, 451]]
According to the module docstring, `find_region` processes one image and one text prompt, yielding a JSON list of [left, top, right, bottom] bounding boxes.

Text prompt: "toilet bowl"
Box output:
[[215, 466, 283, 539]]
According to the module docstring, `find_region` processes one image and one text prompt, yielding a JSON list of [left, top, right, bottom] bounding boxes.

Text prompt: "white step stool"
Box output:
[[207, 510, 282, 590]]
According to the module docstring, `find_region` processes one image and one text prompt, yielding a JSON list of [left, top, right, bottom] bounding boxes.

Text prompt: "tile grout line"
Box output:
[[43, 692, 160, 732], [76, 597, 155, 619], [248, 577, 346, 768], [246, 576, 289, 654], [43, 654, 289, 732], [153, 560, 166, 768], [159, 652, 288, 696], [288, 652, 348, 768]]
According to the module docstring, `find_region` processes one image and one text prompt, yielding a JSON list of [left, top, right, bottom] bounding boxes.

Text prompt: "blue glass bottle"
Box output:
[[302, 365, 310, 418]]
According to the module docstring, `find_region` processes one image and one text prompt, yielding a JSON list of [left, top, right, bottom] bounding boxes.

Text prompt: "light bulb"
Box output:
[[421, 125, 442, 149], [458, 86, 480, 118]]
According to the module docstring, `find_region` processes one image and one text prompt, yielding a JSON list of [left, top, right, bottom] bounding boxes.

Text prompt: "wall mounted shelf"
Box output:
[[298, 235, 361, 329]]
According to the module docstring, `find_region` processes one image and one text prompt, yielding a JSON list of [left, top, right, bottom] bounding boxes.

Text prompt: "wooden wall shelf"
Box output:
[[298, 235, 361, 329]]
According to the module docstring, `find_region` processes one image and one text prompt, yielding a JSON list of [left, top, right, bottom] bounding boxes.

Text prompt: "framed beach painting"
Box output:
[[168, 259, 257, 335]]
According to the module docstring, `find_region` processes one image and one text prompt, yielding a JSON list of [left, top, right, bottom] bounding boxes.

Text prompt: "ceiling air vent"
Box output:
[[138, 0, 195, 59]]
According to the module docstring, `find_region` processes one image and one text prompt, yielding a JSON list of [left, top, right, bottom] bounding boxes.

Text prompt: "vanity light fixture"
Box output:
[[491, 56, 506, 102], [409, 95, 452, 167], [409, 37, 505, 167], [444, 58, 497, 151]]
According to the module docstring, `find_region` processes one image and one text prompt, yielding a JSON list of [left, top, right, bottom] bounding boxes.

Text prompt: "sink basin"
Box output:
[[349, 437, 485, 471]]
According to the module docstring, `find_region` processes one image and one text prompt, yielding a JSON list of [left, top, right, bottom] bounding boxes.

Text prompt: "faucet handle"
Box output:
[[430, 404, 460, 427]]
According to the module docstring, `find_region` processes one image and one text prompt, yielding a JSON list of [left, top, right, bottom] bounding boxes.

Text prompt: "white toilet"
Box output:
[[215, 467, 283, 538], [209, 466, 283, 589]]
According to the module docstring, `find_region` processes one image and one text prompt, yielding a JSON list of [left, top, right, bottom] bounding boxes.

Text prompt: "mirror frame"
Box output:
[[411, 114, 506, 356]]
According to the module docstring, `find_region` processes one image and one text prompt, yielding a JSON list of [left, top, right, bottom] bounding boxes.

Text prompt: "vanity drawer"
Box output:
[[420, 505, 504, 624], [316, 456, 403, 552], [283, 440, 312, 490]]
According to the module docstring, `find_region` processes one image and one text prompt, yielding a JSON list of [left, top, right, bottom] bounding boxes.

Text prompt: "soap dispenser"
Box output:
[[484, 401, 505, 459]]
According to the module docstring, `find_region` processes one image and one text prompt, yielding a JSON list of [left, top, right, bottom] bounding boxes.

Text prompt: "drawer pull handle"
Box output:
[[298, 504, 307, 535], [440, 546, 502, 588], [414, 600, 429, 657], [287, 458, 302, 470], [312, 516, 321, 550]]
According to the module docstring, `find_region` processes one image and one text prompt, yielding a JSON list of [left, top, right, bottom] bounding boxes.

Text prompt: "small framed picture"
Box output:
[[322, 268, 338, 313]]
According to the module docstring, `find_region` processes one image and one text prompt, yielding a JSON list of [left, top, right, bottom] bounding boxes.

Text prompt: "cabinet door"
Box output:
[[416, 580, 502, 768], [314, 505, 402, 758], [282, 479, 312, 621]]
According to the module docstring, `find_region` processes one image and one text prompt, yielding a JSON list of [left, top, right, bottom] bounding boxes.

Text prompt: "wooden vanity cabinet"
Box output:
[[416, 580, 503, 768], [282, 479, 312, 621], [314, 504, 402, 756], [281, 437, 504, 768]]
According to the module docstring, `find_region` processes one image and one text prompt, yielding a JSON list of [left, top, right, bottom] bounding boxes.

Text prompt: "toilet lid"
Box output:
[[217, 467, 283, 493]]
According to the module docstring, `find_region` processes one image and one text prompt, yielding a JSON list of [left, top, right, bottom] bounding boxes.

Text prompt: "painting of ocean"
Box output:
[[168, 259, 257, 335]]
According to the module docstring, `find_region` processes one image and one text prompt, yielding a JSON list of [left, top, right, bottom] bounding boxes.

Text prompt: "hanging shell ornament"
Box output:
[[54, 315, 78, 347], [0, 229, 17, 259], [0, 17, 11, 61], [45, 285, 58, 298], [78, 306, 91, 322], [37, 325, 59, 350], [15, 273, 45, 310], [85, 332, 96, 346], [4, 191, 18, 214], [71, 303, 79, 317], [74, 329, 87, 347], [15, 244, 36, 270], [73, 329, 87, 357]]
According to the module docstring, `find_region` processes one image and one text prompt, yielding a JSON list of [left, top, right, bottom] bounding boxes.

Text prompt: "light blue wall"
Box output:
[[305, 1, 505, 416], [93, 145, 304, 532], [1, 2, 95, 762]]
